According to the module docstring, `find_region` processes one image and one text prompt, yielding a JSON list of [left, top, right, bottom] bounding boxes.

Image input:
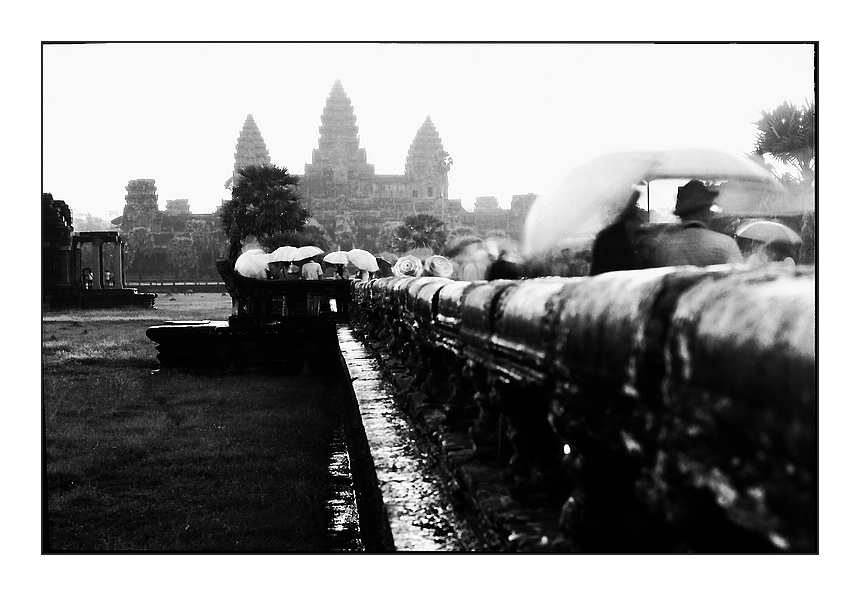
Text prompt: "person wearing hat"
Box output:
[[651, 180, 743, 267]]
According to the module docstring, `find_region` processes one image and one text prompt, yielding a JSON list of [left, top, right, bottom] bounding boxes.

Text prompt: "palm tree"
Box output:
[[391, 213, 448, 254], [220, 164, 310, 261], [753, 101, 815, 185]]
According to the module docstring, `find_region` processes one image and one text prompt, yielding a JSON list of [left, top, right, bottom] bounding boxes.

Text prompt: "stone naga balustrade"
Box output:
[[348, 264, 816, 552]]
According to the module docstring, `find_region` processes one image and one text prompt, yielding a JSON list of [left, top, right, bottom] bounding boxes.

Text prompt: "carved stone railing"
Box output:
[[348, 264, 816, 552]]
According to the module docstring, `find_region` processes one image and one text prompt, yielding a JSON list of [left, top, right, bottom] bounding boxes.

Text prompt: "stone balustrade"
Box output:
[[348, 264, 816, 552]]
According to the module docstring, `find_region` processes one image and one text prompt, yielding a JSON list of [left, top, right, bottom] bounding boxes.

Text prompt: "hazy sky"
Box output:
[[43, 42, 814, 218]]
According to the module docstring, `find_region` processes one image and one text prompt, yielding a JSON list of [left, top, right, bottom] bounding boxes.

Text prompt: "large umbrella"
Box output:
[[234, 249, 272, 279], [323, 250, 350, 265], [735, 220, 801, 245], [270, 245, 297, 262], [523, 148, 783, 256], [290, 245, 324, 262], [347, 248, 380, 272], [393, 254, 423, 277]]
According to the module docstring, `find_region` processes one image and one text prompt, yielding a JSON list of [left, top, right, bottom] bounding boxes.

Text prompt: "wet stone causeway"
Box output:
[[339, 328, 487, 551]]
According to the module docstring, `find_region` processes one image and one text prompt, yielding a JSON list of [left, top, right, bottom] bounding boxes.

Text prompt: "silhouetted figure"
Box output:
[[486, 250, 523, 280], [590, 193, 645, 275]]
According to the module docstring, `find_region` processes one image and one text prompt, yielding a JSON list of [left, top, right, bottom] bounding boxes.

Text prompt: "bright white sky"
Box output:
[[43, 42, 814, 219]]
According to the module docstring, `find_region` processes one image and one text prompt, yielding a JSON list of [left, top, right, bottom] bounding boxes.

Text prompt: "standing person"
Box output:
[[301, 258, 323, 280], [589, 191, 646, 275], [301, 258, 324, 315], [651, 180, 743, 267]]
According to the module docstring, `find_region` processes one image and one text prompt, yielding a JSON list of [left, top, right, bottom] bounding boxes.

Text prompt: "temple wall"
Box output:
[[347, 264, 816, 552]]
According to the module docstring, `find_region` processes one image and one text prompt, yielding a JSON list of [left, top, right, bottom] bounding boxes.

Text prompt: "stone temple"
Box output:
[[228, 79, 535, 248], [120, 79, 535, 256]]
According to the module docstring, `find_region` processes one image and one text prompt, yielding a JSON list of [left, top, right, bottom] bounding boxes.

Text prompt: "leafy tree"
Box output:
[[753, 100, 815, 185], [375, 221, 401, 254], [391, 213, 448, 254], [125, 226, 154, 273], [220, 164, 310, 261], [186, 219, 223, 279], [260, 225, 331, 254], [166, 236, 197, 278], [72, 211, 118, 232]]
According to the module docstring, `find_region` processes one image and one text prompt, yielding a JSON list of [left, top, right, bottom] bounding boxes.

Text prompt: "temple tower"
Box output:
[[405, 116, 451, 206], [303, 80, 375, 201], [121, 179, 160, 232], [225, 114, 272, 189]]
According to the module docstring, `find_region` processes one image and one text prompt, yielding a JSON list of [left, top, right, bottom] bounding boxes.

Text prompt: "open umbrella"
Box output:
[[736, 220, 801, 245], [270, 245, 297, 262], [323, 250, 350, 265], [290, 245, 324, 262], [347, 248, 380, 272], [378, 251, 398, 264], [423, 255, 454, 278], [393, 254, 423, 277], [234, 249, 272, 279], [375, 256, 394, 277], [523, 148, 783, 256]]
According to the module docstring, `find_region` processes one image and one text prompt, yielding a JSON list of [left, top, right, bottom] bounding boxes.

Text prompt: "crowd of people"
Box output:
[[234, 179, 799, 289], [588, 180, 798, 276]]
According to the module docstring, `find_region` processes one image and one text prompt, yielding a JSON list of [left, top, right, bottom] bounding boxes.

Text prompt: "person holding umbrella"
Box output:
[[736, 220, 801, 267], [650, 180, 743, 267]]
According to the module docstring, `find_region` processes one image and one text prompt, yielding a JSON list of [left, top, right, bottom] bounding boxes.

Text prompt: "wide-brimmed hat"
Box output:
[[673, 180, 719, 216]]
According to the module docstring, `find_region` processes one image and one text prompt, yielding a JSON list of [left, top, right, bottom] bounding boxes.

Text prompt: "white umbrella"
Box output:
[[234, 249, 272, 279], [523, 148, 783, 256], [323, 250, 350, 265], [736, 220, 801, 245], [270, 245, 297, 262], [290, 245, 324, 262], [423, 255, 454, 278], [347, 248, 380, 272], [393, 254, 423, 277]]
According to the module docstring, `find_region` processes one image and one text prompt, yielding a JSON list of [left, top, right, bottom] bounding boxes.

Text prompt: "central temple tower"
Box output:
[[303, 79, 375, 203]]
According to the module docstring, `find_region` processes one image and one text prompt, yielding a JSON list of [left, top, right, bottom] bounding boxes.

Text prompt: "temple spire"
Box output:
[[225, 114, 271, 189], [312, 80, 366, 167], [405, 116, 451, 200]]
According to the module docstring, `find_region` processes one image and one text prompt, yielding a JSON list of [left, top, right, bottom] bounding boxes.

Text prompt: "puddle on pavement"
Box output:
[[338, 326, 482, 552]]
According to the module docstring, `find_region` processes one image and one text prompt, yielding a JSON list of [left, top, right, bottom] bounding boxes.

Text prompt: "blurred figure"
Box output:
[[267, 261, 287, 280], [651, 180, 743, 267], [589, 191, 646, 275], [284, 262, 301, 280], [746, 241, 797, 267], [334, 263, 350, 279], [486, 249, 523, 280], [82, 267, 94, 289], [374, 257, 394, 278]]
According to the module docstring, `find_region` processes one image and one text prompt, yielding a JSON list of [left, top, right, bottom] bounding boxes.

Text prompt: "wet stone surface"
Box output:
[[339, 327, 483, 551], [326, 425, 363, 552]]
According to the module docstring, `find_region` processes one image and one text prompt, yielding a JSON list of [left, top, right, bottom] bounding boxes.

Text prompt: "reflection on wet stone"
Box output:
[[340, 327, 482, 551]]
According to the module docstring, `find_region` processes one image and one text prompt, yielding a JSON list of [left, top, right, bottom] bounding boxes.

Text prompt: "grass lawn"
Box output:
[[43, 293, 347, 551]]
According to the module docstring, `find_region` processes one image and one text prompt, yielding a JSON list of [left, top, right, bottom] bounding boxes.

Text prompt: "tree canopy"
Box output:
[[220, 164, 310, 261], [389, 213, 448, 254], [753, 101, 815, 184]]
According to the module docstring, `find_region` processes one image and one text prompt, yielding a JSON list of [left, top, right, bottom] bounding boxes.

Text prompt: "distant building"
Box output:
[[118, 80, 535, 273]]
